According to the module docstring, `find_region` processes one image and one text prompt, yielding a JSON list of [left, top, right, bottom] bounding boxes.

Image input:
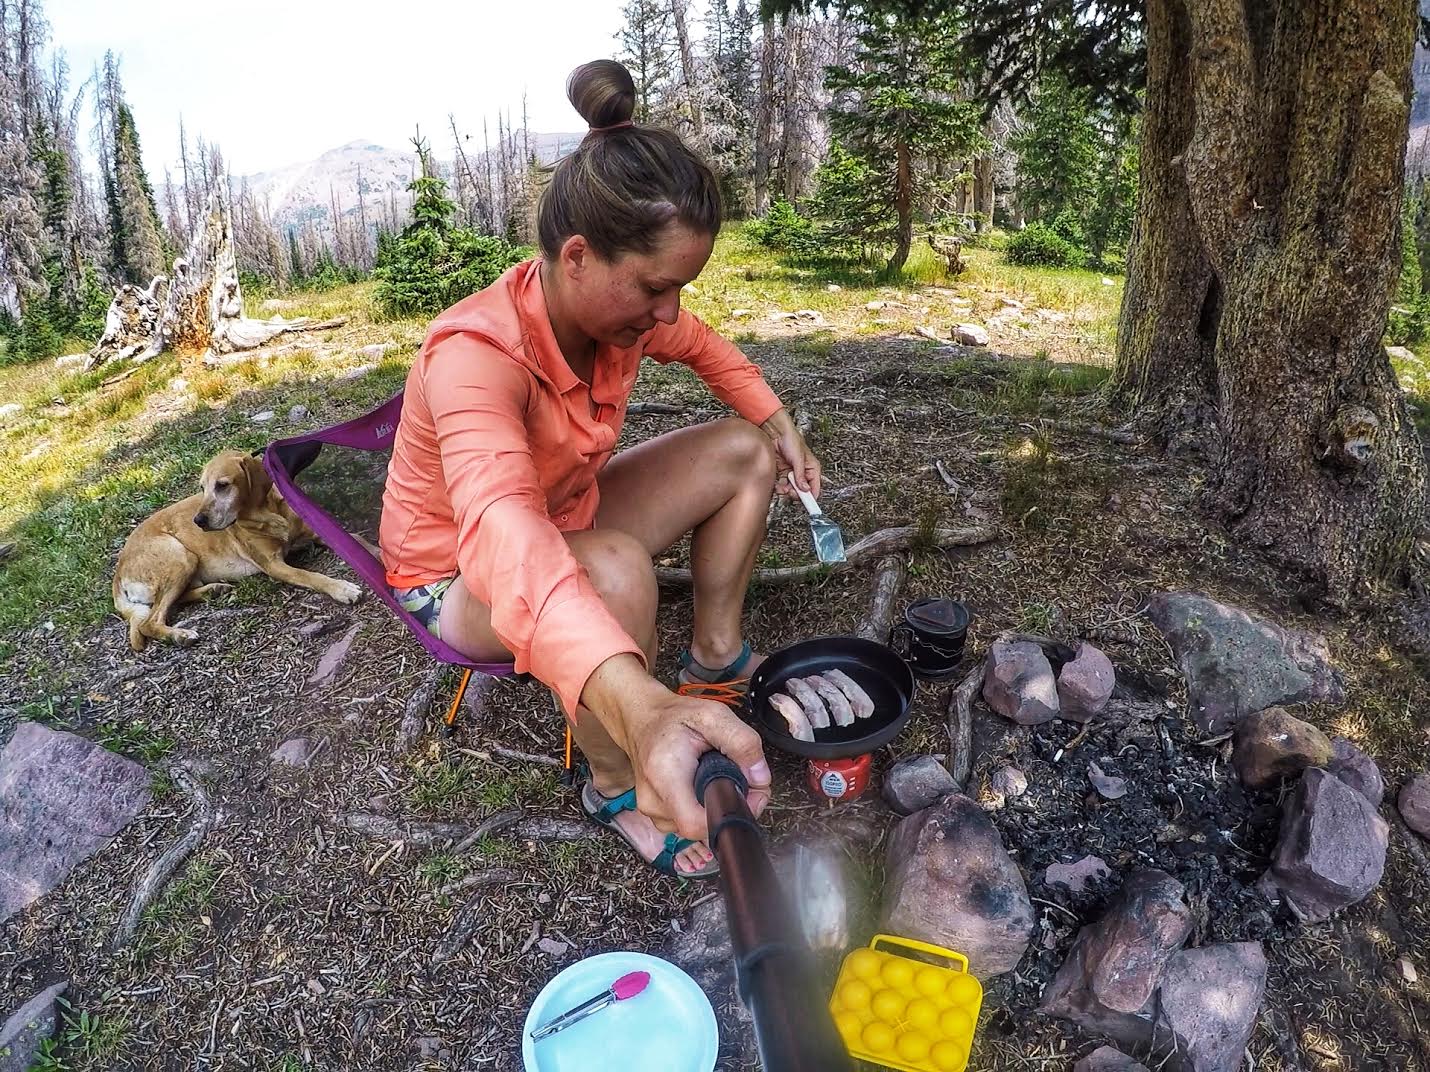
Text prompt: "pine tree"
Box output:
[[824, 10, 983, 272], [99, 54, 165, 283], [617, 0, 676, 123], [0, 2, 46, 318]]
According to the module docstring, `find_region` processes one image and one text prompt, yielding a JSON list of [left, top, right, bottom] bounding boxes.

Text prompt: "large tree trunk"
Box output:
[[1109, 0, 1220, 449], [972, 154, 995, 232], [888, 139, 913, 273], [753, 18, 777, 214], [1114, 0, 1428, 599], [670, 0, 708, 149]]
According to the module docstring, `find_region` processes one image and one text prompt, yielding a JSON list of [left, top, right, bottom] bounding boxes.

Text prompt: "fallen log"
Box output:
[[112, 764, 216, 950], [395, 665, 447, 754], [656, 525, 998, 586], [855, 554, 905, 644], [945, 665, 983, 791]]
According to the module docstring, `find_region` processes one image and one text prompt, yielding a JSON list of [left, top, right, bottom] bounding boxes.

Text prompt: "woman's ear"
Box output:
[[559, 234, 591, 280]]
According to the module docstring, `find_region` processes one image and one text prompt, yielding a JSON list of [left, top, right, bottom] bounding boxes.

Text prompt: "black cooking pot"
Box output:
[[891, 597, 970, 681], [744, 636, 915, 760]]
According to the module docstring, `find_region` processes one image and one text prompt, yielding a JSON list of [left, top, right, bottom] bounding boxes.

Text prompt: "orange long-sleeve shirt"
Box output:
[[379, 259, 784, 715]]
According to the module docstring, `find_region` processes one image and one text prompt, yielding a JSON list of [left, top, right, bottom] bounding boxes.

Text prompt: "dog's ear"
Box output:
[[241, 453, 273, 506]]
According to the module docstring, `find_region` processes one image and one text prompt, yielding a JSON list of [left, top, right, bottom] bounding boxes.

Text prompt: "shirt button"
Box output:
[[560, 513, 569, 523]]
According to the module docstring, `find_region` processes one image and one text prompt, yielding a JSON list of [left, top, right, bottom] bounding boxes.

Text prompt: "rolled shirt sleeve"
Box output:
[[645, 310, 783, 426], [424, 336, 646, 715]]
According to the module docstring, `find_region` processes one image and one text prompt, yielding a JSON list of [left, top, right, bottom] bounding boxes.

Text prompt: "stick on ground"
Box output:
[[395, 665, 447, 754], [656, 525, 998, 586], [855, 554, 905, 643], [112, 764, 216, 950], [946, 665, 983, 792], [430, 868, 527, 965]]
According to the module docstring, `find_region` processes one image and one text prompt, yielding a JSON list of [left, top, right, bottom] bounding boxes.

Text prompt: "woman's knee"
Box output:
[[717, 418, 778, 488], [573, 530, 656, 614]]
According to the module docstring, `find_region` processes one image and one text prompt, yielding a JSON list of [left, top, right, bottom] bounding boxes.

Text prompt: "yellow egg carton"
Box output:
[[829, 934, 983, 1072]]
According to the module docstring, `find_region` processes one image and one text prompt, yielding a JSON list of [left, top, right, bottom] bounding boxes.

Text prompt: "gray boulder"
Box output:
[[1232, 707, 1333, 790], [989, 765, 1029, 802], [1058, 642, 1116, 721], [1399, 774, 1430, 839], [0, 980, 68, 1072], [883, 755, 957, 815], [1258, 767, 1388, 922], [882, 793, 1035, 978], [0, 723, 151, 923], [1326, 738, 1384, 808], [1147, 592, 1344, 733], [1075, 1048, 1150, 1072], [1041, 870, 1192, 1042], [1155, 942, 1267, 1072], [983, 640, 1060, 725], [271, 737, 320, 768]]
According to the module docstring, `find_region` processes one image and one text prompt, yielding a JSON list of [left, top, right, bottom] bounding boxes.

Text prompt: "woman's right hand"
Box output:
[[582, 654, 771, 841]]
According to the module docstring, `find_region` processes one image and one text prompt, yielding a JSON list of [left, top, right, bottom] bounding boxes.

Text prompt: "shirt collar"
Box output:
[[517, 259, 582, 395]]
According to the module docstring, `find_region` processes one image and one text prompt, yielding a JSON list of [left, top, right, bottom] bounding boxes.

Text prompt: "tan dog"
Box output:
[[113, 449, 360, 650]]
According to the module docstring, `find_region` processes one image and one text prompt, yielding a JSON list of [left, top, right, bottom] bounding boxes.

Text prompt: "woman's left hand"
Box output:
[[762, 408, 822, 499]]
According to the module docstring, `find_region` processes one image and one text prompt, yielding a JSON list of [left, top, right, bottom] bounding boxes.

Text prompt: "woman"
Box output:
[[380, 60, 821, 878]]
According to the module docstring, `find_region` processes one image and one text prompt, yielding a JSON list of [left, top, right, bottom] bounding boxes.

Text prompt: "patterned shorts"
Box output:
[[392, 577, 457, 639]]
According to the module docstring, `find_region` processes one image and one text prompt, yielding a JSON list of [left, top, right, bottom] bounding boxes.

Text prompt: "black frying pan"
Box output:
[[745, 636, 916, 760]]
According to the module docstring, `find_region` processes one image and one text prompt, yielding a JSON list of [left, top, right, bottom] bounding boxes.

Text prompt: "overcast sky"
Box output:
[[47, 0, 631, 178]]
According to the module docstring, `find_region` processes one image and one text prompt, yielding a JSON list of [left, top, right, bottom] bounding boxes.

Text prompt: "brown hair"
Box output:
[[537, 60, 722, 261]]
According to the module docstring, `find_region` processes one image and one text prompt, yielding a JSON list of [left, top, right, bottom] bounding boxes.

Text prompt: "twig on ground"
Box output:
[[946, 665, 983, 791], [855, 554, 905, 644], [823, 481, 880, 503], [934, 459, 960, 494], [507, 817, 598, 842], [483, 745, 562, 768], [626, 401, 690, 415], [451, 809, 522, 853], [1053, 723, 1093, 762], [656, 525, 998, 586], [395, 665, 446, 754], [998, 631, 1076, 663], [1265, 1001, 1309, 1072], [112, 764, 216, 950], [430, 868, 527, 964]]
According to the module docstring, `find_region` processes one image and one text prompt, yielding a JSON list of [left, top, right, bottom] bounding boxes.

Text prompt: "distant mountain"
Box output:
[[1412, 1, 1430, 169], [240, 134, 586, 235]]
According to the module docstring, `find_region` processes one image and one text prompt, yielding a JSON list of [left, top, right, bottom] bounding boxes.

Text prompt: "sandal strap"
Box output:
[[675, 680, 747, 708], [589, 786, 638, 824], [651, 832, 684, 873], [678, 641, 754, 684]]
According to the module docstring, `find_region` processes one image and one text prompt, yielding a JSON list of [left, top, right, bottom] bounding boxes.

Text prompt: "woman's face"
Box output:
[[559, 223, 715, 347]]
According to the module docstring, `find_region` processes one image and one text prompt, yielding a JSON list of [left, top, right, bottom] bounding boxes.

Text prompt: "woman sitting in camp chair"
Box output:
[[379, 59, 821, 878]]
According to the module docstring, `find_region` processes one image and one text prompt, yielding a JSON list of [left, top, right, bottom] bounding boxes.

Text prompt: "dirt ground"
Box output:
[[2, 320, 1429, 1071]]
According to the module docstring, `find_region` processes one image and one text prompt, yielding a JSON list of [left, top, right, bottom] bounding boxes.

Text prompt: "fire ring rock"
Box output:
[[1147, 592, 1344, 733], [1258, 767, 1388, 922], [881, 793, 1035, 978]]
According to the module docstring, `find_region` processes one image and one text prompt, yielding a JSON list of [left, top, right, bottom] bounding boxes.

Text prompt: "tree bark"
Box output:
[[888, 139, 913, 273], [670, 0, 708, 149], [972, 154, 995, 231], [1109, 0, 1220, 451], [753, 18, 777, 214], [1113, 0, 1428, 599]]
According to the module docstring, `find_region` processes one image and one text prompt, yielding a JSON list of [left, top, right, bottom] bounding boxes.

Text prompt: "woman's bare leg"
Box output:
[[436, 529, 713, 873], [596, 417, 778, 672]]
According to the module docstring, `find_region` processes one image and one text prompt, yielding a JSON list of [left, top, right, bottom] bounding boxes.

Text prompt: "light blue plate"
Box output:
[[521, 951, 719, 1072]]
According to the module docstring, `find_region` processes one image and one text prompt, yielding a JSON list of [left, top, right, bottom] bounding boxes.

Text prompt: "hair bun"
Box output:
[[567, 60, 637, 130]]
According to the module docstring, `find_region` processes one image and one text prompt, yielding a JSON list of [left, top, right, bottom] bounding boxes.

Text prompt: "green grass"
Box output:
[[0, 306, 414, 651], [406, 757, 560, 814], [1392, 344, 1430, 434], [29, 1000, 130, 1069], [417, 852, 468, 887], [95, 719, 174, 763], [994, 361, 1112, 416], [131, 856, 221, 963]]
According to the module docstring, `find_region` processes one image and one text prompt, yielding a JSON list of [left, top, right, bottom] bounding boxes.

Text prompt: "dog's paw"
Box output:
[[174, 628, 199, 646], [330, 581, 362, 605]]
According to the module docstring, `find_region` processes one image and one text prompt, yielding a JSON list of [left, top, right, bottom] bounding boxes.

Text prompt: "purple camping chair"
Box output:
[[263, 391, 522, 735]]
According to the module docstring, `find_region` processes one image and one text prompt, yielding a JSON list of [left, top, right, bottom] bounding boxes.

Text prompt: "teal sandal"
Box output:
[[676, 641, 757, 707], [580, 781, 719, 879]]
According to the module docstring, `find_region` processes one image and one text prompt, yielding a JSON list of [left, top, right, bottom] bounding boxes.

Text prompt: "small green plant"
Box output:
[[1019, 602, 1059, 635], [34, 1000, 130, 1067], [417, 853, 467, 887], [1006, 223, 1083, 269], [1000, 432, 1061, 530], [133, 857, 220, 961], [407, 757, 478, 811], [96, 719, 174, 763]]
